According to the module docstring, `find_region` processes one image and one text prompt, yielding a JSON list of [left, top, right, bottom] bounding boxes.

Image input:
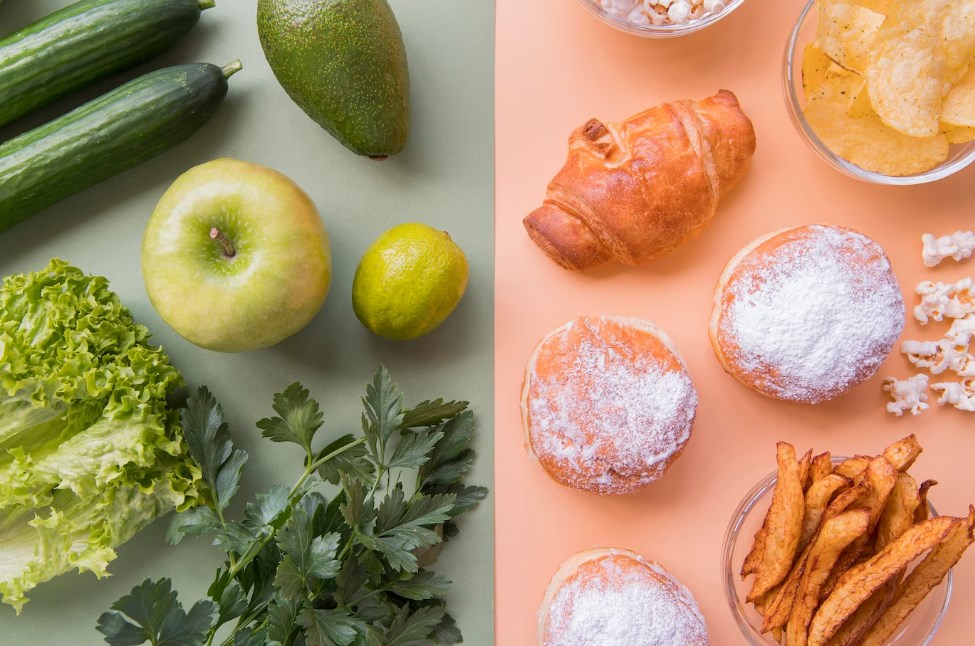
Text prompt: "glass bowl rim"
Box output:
[[782, 0, 975, 185], [574, 0, 749, 38], [721, 456, 954, 646]]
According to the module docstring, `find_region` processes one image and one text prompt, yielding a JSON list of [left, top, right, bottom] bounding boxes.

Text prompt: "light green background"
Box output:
[[0, 1, 495, 644]]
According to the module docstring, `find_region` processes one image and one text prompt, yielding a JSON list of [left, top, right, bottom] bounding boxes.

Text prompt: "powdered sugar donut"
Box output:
[[709, 224, 905, 404], [538, 548, 710, 646], [522, 316, 698, 494]]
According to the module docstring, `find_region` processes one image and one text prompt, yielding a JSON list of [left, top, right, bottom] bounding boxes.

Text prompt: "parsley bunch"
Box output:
[[96, 366, 487, 646]]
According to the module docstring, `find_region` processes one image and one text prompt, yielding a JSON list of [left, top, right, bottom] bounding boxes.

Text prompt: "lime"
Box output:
[[352, 223, 469, 340]]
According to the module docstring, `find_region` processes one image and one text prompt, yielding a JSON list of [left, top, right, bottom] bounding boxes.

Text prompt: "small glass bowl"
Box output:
[[574, 0, 748, 38], [722, 458, 952, 645], [783, 0, 975, 184]]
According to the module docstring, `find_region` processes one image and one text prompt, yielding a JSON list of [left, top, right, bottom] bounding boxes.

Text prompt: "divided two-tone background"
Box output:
[[3, 1, 975, 644]]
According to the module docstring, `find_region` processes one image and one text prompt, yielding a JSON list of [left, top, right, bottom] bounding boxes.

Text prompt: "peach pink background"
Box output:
[[494, 0, 975, 644]]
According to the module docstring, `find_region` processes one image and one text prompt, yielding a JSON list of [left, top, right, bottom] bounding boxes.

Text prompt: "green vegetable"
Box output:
[[0, 0, 215, 129], [0, 61, 241, 234], [0, 259, 204, 613], [97, 367, 487, 646], [257, 0, 410, 158]]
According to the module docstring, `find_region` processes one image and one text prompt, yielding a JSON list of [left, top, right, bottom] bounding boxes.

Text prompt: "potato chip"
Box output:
[[803, 44, 834, 96], [818, 1, 886, 73], [867, 23, 946, 137], [846, 84, 874, 118], [804, 97, 950, 175], [942, 65, 975, 127], [944, 124, 975, 144], [854, 0, 890, 12], [941, 0, 975, 82]]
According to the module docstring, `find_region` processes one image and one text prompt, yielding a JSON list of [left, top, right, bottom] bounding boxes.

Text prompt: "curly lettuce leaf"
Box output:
[[0, 260, 204, 612]]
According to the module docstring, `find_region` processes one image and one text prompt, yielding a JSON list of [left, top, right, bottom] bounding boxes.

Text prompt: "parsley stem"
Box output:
[[224, 436, 369, 580]]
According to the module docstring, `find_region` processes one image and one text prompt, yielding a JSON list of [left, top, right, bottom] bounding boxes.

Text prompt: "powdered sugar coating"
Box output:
[[540, 550, 710, 646], [712, 225, 905, 404], [523, 316, 698, 494]]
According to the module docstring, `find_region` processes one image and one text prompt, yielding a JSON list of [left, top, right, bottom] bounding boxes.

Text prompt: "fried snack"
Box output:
[[808, 452, 833, 489], [798, 449, 813, 492], [819, 457, 898, 599], [762, 545, 812, 634], [786, 510, 870, 646], [741, 436, 974, 646], [799, 475, 851, 553], [807, 517, 957, 646], [916, 479, 938, 523], [742, 521, 768, 578], [860, 507, 975, 646], [749, 443, 805, 602], [876, 473, 921, 551], [825, 582, 896, 646]]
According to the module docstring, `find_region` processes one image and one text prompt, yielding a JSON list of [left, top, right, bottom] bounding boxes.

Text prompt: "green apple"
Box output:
[[142, 158, 331, 352]]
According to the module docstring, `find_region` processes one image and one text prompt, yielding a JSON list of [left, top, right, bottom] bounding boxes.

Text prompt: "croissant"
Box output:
[[524, 90, 756, 270]]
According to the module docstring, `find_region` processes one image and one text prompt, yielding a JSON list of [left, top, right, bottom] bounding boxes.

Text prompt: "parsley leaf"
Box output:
[[388, 570, 452, 600], [96, 578, 215, 646], [257, 382, 325, 458], [399, 399, 468, 430], [362, 366, 404, 453], [181, 387, 247, 512], [387, 429, 443, 470], [274, 499, 342, 597], [385, 606, 446, 646], [317, 434, 374, 486], [299, 607, 363, 646]]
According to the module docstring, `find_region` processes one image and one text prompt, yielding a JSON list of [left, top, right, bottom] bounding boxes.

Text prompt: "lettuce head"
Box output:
[[0, 259, 204, 613]]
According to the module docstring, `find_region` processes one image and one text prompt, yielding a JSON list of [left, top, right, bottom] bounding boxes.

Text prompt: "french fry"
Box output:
[[824, 580, 897, 646], [819, 457, 898, 600], [742, 520, 769, 578], [859, 507, 975, 646], [807, 452, 833, 490], [915, 479, 938, 523], [807, 516, 957, 646], [763, 544, 812, 634], [749, 443, 806, 602], [875, 473, 921, 551], [786, 510, 870, 646], [880, 434, 922, 472], [798, 449, 813, 492], [799, 475, 851, 553], [833, 456, 869, 478]]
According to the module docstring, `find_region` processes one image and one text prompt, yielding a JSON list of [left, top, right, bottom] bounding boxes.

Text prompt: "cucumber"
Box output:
[[0, 62, 241, 233], [0, 0, 215, 129]]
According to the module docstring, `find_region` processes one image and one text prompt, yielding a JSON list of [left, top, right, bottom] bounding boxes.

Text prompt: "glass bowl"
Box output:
[[574, 0, 748, 38], [783, 0, 975, 184], [722, 458, 952, 645]]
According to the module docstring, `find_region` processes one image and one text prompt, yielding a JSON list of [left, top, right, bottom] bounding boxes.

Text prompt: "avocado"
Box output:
[[257, 0, 410, 159]]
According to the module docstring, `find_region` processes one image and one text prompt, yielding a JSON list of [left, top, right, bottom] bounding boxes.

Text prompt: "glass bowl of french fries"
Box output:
[[722, 436, 965, 645], [784, 0, 975, 184]]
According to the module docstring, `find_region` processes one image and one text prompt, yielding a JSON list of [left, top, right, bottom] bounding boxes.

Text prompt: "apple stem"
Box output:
[[210, 228, 236, 258]]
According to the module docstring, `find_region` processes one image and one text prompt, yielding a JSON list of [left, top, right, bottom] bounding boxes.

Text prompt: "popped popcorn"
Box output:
[[902, 315, 975, 377], [922, 231, 975, 267], [913, 277, 975, 324], [883, 374, 931, 416], [931, 378, 975, 412], [599, 0, 726, 25]]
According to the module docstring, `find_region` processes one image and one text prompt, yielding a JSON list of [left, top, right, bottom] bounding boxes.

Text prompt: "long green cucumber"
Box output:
[[0, 61, 241, 232], [0, 0, 215, 129]]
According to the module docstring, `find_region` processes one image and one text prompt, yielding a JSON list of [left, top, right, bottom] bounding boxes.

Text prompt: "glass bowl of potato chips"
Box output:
[[784, 0, 975, 184], [722, 454, 953, 645]]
